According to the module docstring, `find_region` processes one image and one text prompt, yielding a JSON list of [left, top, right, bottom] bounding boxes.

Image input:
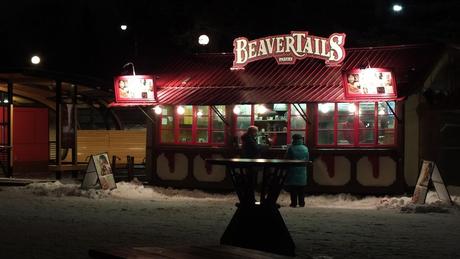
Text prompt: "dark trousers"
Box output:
[[286, 186, 305, 207]]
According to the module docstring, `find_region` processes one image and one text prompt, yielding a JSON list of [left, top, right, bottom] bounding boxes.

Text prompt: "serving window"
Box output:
[[316, 101, 397, 147], [234, 103, 307, 147]]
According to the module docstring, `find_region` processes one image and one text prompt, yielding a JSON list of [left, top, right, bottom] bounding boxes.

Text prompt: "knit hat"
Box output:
[[292, 134, 303, 140]]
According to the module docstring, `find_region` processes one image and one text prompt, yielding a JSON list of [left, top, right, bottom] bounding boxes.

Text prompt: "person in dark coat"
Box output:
[[285, 134, 309, 207], [241, 125, 261, 158], [240, 126, 269, 204]]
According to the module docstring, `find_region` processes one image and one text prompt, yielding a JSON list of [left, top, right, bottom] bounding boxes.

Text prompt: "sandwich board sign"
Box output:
[[411, 160, 452, 205], [81, 153, 117, 190]]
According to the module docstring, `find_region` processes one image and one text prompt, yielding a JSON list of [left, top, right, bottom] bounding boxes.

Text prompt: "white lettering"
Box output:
[[235, 38, 248, 64]]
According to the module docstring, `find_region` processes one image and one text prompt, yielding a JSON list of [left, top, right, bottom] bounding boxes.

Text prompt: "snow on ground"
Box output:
[[1, 180, 460, 258]]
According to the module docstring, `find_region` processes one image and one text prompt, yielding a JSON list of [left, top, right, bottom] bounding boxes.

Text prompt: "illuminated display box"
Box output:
[[343, 68, 397, 99], [114, 75, 156, 103]]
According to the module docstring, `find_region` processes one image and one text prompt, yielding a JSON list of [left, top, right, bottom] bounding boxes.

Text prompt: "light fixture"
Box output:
[[233, 106, 241, 115], [31, 55, 40, 65], [3, 99, 8, 103], [319, 103, 331, 114], [198, 34, 210, 46], [120, 24, 128, 31], [348, 104, 356, 113], [256, 104, 268, 114], [154, 106, 162, 115], [197, 110, 203, 117], [392, 4, 403, 12], [177, 105, 185, 115], [378, 109, 386, 115]]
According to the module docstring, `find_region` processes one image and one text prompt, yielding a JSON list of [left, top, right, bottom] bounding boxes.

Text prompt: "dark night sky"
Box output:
[[1, 0, 459, 80]]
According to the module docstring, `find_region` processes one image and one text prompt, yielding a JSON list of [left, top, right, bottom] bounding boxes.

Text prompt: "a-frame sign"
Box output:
[[412, 160, 452, 205], [81, 153, 117, 190]]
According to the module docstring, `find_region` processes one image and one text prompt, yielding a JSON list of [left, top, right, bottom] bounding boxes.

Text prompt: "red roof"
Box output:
[[154, 44, 443, 105]]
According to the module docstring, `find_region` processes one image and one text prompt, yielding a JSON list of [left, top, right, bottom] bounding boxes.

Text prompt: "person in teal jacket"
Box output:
[[284, 134, 309, 207]]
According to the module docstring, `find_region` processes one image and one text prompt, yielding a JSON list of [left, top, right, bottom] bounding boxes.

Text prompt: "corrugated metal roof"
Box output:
[[154, 44, 443, 105]]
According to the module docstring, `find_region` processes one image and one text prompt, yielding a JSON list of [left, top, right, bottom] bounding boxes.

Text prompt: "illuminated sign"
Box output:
[[114, 75, 156, 103], [231, 31, 346, 70], [343, 68, 397, 99]]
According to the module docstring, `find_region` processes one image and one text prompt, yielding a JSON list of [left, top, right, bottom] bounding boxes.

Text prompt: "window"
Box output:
[[159, 105, 226, 145], [290, 104, 307, 144], [235, 104, 252, 144], [211, 105, 226, 144], [160, 106, 174, 143], [316, 101, 396, 147], [317, 103, 335, 145]]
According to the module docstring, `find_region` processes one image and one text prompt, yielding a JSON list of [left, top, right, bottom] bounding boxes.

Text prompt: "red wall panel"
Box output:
[[13, 108, 49, 162]]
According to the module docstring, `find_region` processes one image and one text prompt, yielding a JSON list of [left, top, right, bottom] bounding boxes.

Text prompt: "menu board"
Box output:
[[343, 68, 397, 99], [81, 153, 117, 190], [411, 160, 452, 205], [114, 75, 156, 103]]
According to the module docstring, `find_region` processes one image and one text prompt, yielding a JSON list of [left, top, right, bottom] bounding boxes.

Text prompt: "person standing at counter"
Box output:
[[284, 134, 309, 208], [241, 125, 269, 158]]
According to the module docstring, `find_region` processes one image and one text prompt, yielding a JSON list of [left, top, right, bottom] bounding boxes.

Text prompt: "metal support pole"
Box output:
[[7, 81, 13, 177], [55, 81, 62, 170], [72, 85, 78, 165]]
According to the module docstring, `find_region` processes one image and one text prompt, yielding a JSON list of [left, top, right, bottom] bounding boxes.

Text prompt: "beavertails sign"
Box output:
[[231, 31, 346, 70]]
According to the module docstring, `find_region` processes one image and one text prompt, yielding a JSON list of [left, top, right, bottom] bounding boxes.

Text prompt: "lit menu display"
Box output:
[[343, 68, 397, 99], [114, 75, 156, 103]]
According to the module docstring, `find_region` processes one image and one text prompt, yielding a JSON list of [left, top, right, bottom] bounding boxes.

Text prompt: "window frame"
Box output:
[[159, 105, 226, 146], [315, 102, 397, 148]]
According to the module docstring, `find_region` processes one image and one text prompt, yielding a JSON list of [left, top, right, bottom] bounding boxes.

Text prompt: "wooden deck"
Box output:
[[89, 245, 295, 259]]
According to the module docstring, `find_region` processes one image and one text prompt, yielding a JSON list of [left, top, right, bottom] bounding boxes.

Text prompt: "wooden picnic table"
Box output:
[[206, 158, 310, 257]]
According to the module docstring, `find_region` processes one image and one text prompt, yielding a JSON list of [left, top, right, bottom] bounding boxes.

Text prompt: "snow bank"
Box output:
[[377, 191, 459, 213], [21, 180, 459, 212], [22, 179, 234, 201]]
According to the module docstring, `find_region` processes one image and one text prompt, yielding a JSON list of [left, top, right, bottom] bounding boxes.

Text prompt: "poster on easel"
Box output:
[[81, 153, 117, 190], [411, 160, 452, 205]]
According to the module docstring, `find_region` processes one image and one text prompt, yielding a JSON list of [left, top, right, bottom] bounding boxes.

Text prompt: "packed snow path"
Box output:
[[0, 181, 459, 259]]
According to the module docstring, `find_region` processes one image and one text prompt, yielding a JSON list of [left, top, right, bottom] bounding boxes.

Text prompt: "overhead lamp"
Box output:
[[233, 106, 241, 115], [198, 34, 210, 46], [154, 106, 162, 115], [31, 55, 41, 65], [177, 105, 185, 115]]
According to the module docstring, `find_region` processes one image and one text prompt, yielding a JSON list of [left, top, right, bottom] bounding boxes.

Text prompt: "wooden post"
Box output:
[[71, 84, 78, 178]]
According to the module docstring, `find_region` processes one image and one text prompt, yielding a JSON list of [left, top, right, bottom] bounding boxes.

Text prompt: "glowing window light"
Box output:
[[3, 99, 9, 103], [378, 109, 386, 115], [233, 106, 241, 115], [197, 110, 203, 117], [154, 106, 162, 115], [177, 105, 185, 115]]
